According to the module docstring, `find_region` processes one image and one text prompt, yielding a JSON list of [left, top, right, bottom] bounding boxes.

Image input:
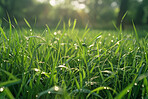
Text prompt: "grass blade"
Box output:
[[24, 18, 31, 28], [0, 27, 8, 40]]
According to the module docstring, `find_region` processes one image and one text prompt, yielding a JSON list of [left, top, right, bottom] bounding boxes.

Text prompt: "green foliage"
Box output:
[[0, 20, 148, 99]]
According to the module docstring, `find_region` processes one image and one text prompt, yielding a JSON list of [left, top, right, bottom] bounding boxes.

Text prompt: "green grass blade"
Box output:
[[87, 86, 117, 99], [0, 79, 21, 87], [37, 86, 63, 99], [14, 17, 18, 26], [74, 77, 80, 89], [46, 24, 54, 38], [132, 20, 139, 43], [24, 18, 31, 28], [4, 87, 15, 99], [0, 69, 18, 80], [121, 11, 128, 23], [54, 19, 61, 32], [0, 27, 8, 40], [114, 76, 137, 99], [72, 19, 77, 33], [82, 28, 90, 39]]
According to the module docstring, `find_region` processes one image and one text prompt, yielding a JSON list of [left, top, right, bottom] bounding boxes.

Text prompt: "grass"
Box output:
[[0, 19, 148, 99]]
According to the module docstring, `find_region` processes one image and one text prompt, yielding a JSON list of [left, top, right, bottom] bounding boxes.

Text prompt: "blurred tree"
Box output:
[[117, 0, 128, 28], [0, 0, 34, 26], [134, 0, 148, 24], [135, 3, 144, 24]]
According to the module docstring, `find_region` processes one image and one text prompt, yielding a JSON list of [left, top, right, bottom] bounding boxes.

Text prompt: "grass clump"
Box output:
[[0, 19, 148, 99]]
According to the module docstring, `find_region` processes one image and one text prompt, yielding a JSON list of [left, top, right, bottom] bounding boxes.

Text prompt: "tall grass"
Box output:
[[0, 19, 148, 99]]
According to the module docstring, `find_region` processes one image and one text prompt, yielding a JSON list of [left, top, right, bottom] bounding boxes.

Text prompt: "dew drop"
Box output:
[[34, 68, 39, 72], [48, 91, 51, 94], [104, 87, 107, 89], [134, 83, 137, 86], [36, 95, 38, 98], [54, 86, 59, 91], [0, 87, 4, 92]]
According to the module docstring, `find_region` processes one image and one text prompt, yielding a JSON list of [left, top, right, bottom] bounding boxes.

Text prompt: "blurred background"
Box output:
[[0, 0, 148, 29]]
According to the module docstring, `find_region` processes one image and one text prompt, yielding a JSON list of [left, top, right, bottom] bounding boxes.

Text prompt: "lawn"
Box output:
[[0, 20, 148, 99]]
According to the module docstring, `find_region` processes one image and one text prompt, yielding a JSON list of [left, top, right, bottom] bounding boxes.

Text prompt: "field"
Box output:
[[0, 20, 148, 99]]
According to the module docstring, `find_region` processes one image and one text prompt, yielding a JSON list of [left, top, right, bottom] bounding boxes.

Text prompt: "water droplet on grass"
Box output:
[[36, 95, 38, 98], [48, 91, 51, 94], [54, 32, 57, 35], [34, 68, 40, 72], [0, 87, 4, 92], [104, 87, 107, 89], [54, 86, 59, 91], [134, 83, 137, 86], [97, 35, 102, 39]]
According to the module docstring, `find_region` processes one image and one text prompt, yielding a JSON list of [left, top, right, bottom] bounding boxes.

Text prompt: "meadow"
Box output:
[[0, 19, 148, 99]]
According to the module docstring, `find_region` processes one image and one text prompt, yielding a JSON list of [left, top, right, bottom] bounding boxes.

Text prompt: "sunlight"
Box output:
[[49, 0, 65, 6], [36, 0, 46, 3], [137, 0, 143, 2], [71, 1, 86, 10], [111, 2, 117, 8]]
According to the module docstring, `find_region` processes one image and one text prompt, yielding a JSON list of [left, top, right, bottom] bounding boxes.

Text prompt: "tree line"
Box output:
[[0, 0, 148, 28]]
